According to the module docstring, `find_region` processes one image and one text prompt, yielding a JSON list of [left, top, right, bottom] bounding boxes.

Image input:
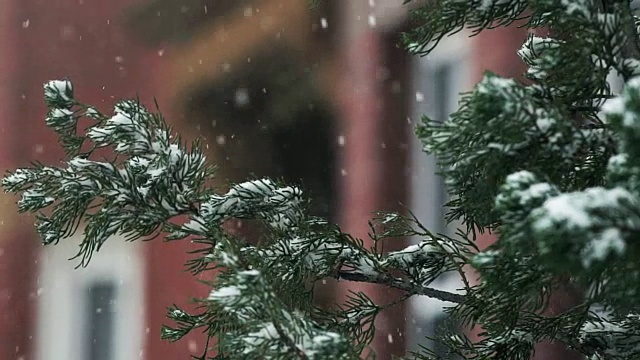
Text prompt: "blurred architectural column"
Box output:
[[334, 1, 410, 357], [0, 0, 163, 359], [0, 1, 38, 359]]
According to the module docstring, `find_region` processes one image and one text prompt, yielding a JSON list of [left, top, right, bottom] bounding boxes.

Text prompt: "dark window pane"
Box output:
[[433, 62, 452, 234], [84, 281, 116, 360], [433, 63, 452, 124]]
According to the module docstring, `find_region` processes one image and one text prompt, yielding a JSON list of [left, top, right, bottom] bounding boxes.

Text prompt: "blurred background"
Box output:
[[0, 0, 535, 359]]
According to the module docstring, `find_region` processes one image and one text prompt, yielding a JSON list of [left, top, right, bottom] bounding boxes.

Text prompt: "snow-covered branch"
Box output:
[[335, 270, 467, 304]]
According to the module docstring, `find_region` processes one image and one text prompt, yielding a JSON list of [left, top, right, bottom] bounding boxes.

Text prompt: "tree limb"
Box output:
[[335, 270, 467, 304]]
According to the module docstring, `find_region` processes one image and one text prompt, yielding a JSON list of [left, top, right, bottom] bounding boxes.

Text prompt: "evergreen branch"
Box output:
[[410, 211, 472, 292], [604, 0, 640, 81], [557, 333, 614, 360], [335, 270, 467, 304], [403, 0, 530, 55], [272, 323, 311, 360], [9, 1, 640, 357]]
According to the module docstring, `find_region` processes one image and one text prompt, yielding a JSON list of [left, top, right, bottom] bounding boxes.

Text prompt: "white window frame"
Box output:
[[36, 234, 145, 360], [406, 30, 471, 353], [409, 31, 471, 236]]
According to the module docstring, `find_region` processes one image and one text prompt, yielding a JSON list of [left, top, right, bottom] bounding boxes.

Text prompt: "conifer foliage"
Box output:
[[5, 0, 640, 359]]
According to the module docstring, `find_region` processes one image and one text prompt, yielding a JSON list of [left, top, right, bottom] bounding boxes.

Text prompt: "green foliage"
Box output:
[[417, 74, 613, 232], [4, 84, 213, 266], [3, 81, 477, 358], [403, 0, 530, 55], [6, 0, 640, 359], [410, 0, 640, 358]]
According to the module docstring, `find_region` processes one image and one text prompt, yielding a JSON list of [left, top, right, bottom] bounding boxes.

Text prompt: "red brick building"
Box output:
[[0, 1, 570, 360]]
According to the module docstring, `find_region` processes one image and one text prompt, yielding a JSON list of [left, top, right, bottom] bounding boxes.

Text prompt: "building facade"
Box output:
[[0, 1, 573, 359]]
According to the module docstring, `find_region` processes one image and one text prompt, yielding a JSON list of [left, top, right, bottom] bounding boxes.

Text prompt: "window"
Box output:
[[182, 46, 337, 220], [406, 31, 471, 356], [36, 235, 144, 360], [84, 281, 117, 360]]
